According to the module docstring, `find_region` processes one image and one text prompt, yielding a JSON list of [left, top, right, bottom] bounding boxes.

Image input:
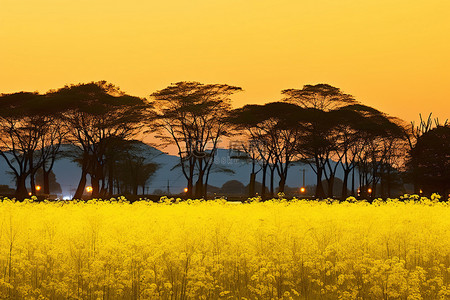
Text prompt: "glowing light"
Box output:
[[368, 188, 372, 194], [184, 188, 188, 193], [86, 186, 93, 193], [420, 189, 423, 194], [36, 185, 41, 191], [300, 187, 306, 193], [28, 192, 32, 196]]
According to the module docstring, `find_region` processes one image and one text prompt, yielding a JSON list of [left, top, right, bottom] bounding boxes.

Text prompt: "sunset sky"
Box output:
[[1, 0, 449, 124]]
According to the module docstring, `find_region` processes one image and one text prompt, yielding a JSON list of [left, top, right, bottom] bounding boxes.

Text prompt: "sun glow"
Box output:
[[0, 0, 449, 122]]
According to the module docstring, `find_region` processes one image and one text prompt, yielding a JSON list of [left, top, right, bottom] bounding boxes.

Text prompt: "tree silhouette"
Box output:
[[409, 125, 450, 197], [45, 81, 149, 199], [116, 152, 158, 195], [35, 168, 62, 195], [150, 81, 242, 198], [282, 84, 356, 111], [230, 102, 306, 196], [0, 92, 56, 199], [100, 139, 159, 195], [283, 84, 358, 198], [405, 113, 448, 193]]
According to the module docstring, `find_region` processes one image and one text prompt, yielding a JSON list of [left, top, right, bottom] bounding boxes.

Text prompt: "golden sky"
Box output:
[[1, 0, 449, 123]]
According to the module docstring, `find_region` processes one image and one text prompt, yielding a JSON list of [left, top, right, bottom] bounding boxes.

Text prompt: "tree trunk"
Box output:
[[195, 168, 205, 198], [100, 178, 107, 197], [342, 169, 350, 200], [91, 176, 100, 198], [73, 169, 88, 200], [315, 168, 325, 198], [387, 169, 392, 198], [30, 173, 36, 195], [187, 178, 193, 198], [278, 177, 286, 193], [43, 169, 50, 195], [186, 158, 195, 198], [351, 168, 355, 196], [29, 157, 36, 195], [327, 174, 335, 198], [269, 166, 275, 198], [15, 175, 28, 200], [249, 173, 256, 198], [261, 164, 267, 200]]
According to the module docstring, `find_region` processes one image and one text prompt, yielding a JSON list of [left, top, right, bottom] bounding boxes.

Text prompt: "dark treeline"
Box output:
[[0, 81, 448, 200]]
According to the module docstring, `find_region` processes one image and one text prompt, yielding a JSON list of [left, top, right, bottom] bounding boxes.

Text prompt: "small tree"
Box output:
[[405, 113, 448, 193], [409, 125, 450, 197]]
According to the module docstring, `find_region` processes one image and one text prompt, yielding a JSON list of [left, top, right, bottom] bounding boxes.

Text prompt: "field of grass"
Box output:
[[0, 195, 449, 299]]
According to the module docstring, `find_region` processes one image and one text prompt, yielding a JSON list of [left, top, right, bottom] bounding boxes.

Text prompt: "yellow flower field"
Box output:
[[0, 195, 450, 299]]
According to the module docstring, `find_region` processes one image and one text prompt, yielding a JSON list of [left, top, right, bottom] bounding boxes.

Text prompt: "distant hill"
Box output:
[[1, 143, 346, 197]]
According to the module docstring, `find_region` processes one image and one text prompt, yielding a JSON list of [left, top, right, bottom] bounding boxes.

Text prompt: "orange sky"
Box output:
[[1, 0, 449, 124]]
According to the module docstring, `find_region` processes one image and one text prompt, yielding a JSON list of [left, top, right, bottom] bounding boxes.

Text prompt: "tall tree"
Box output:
[[149, 81, 241, 198], [0, 92, 53, 199], [334, 104, 397, 199], [229, 102, 306, 196], [45, 81, 149, 199], [352, 112, 406, 199], [282, 84, 356, 111], [283, 84, 358, 198]]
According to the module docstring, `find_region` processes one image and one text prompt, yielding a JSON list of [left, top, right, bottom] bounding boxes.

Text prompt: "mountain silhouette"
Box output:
[[1, 143, 343, 197]]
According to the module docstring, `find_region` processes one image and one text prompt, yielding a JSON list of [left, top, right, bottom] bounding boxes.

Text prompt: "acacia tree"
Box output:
[[0, 92, 54, 199], [283, 84, 358, 198], [282, 84, 356, 111], [149, 81, 242, 198], [328, 108, 362, 199], [351, 112, 406, 199], [34, 115, 66, 195], [334, 105, 392, 199], [230, 102, 306, 196], [45, 81, 148, 199], [228, 122, 275, 199]]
